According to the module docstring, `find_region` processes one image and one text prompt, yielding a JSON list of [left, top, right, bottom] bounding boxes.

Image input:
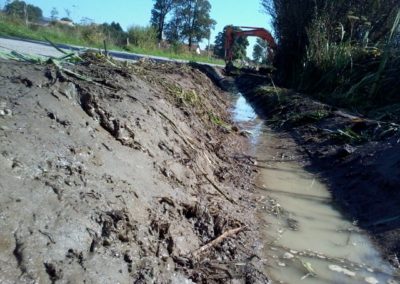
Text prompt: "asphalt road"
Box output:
[[0, 36, 224, 67]]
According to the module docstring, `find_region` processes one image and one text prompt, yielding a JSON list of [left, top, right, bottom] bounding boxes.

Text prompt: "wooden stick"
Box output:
[[103, 40, 108, 57], [203, 174, 237, 205], [192, 226, 245, 258]]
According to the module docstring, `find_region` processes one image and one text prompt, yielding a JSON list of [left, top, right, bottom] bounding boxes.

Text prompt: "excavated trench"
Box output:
[[227, 92, 399, 283]]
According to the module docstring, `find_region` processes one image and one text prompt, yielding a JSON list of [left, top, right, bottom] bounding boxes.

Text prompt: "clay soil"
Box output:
[[235, 73, 400, 267], [0, 58, 269, 283]]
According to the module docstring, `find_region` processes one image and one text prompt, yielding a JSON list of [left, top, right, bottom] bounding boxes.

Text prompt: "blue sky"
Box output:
[[3, 0, 272, 56]]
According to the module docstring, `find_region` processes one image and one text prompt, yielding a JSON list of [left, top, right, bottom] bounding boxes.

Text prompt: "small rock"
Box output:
[[328, 264, 356, 277], [231, 125, 239, 132], [277, 262, 286, 267], [124, 251, 133, 263], [364, 277, 379, 284], [4, 109, 12, 116], [239, 130, 251, 137], [0, 109, 5, 116], [59, 82, 78, 100], [11, 159, 23, 169], [336, 144, 356, 157], [283, 252, 294, 259], [102, 238, 111, 246]]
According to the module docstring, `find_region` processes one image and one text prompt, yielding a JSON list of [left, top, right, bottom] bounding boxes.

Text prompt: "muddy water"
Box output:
[[230, 93, 399, 284]]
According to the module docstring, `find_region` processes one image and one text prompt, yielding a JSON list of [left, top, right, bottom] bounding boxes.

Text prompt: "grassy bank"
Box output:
[[264, 0, 400, 122], [0, 15, 224, 65], [292, 11, 400, 122]]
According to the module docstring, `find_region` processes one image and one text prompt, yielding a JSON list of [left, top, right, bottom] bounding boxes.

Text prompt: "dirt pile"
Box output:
[[0, 58, 268, 283], [235, 73, 400, 266]]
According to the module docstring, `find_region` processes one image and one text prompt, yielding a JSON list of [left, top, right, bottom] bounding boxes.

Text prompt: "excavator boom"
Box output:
[[224, 26, 276, 63]]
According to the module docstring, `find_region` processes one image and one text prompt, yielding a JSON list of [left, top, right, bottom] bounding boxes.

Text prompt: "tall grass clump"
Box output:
[[263, 0, 400, 119], [127, 25, 158, 50], [300, 10, 400, 112]]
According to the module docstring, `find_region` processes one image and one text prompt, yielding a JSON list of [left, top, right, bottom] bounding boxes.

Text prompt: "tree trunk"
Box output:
[[158, 14, 165, 41], [188, 36, 192, 51]]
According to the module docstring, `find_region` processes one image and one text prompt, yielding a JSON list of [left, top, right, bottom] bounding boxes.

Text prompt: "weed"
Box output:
[[331, 128, 367, 144], [164, 83, 201, 107], [286, 110, 330, 126], [208, 112, 231, 130]]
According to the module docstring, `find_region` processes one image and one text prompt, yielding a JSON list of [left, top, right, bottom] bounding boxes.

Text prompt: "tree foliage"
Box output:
[[50, 7, 58, 21], [150, 0, 175, 41], [252, 38, 268, 63], [4, 0, 43, 22], [165, 0, 216, 49], [213, 26, 249, 60]]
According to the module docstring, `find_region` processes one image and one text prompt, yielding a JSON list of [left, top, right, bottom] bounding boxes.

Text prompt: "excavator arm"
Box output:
[[224, 26, 276, 63]]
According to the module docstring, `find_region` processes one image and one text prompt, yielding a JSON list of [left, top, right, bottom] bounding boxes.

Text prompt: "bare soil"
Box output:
[[0, 59, 269, 283], [234, 73, 400, 267]]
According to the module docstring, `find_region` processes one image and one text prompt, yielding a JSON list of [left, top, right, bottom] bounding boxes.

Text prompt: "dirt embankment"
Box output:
[[0, 59, 268, 283], [233, 73, 400, 266]]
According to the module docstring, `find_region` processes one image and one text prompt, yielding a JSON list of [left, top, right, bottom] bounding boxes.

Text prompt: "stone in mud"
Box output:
[[336, 144, 356, 158], [59, 82, 78, 100], [364, 277, 379, 284], [4, 109, 12, 116], [283, 252, 294, 259], [328, 264, 356, 277]]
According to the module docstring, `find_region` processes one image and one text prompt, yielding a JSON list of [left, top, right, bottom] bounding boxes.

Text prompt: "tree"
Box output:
[[166, 0, 216, 50], [164, 13, 183, 42], [50, 7, 58, 21], [252, 38, 268, 63], [150, 0, 175, 41], [64, 8, 71, 20], [4, 0, 43, 22], [213, 26, 249, 60]]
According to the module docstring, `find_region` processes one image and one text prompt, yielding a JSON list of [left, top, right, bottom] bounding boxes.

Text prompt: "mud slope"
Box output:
[[0, 59, 268, 283], [236, 73, 400, 265]]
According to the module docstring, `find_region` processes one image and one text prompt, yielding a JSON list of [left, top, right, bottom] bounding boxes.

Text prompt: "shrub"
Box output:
[[127, 25, 158, 50], [79, 24, 105, 45]]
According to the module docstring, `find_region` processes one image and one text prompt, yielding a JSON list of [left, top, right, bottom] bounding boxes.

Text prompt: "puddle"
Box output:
[[229, 93, 399, 284]]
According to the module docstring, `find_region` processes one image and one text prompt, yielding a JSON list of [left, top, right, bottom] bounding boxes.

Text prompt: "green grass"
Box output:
[[0, 19, 88, 47], [0, 16, 224, 65], [125, 46, 224, 65]]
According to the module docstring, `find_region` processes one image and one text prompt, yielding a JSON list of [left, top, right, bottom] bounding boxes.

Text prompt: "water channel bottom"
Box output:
[[230, 94, 399, 284]]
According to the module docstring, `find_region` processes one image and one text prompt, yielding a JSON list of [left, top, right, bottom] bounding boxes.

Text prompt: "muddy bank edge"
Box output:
[[0, 59, 268, 283]]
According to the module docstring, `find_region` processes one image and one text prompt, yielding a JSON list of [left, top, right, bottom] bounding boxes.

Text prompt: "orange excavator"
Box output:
[[224, 26, 277, 64]]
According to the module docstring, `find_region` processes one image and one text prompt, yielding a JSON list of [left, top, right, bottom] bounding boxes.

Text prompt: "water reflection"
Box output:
[[232, 95, 257, 122]]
